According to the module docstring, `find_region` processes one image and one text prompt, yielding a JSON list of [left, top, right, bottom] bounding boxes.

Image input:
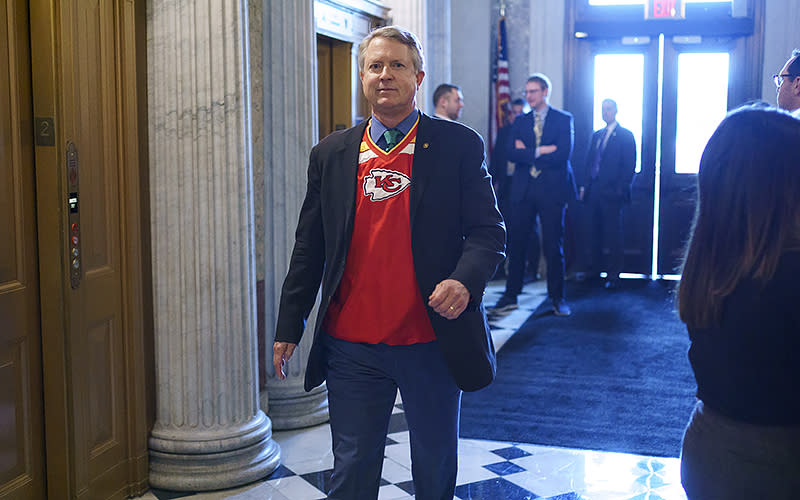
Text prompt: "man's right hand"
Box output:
[[538, 144, 557, 155], [273, 342, 297, 380]]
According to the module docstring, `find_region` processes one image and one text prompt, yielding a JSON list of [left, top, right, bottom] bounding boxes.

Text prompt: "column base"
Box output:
[[148, 411, 281, 491], [266, 384, 329, 430]]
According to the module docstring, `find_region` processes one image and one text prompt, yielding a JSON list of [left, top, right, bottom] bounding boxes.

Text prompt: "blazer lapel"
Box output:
[[410, 113, 436, 229], [331, 121, 368, 238]]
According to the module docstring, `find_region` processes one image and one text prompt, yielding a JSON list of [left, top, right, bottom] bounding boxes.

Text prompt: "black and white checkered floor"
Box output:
[[133, 281, 687, 500]]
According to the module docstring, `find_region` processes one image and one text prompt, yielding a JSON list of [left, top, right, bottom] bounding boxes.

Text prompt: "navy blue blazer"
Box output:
[[507, 107, 577, 205], [274, 113, 506, 392], [582, 124, 636, 203]]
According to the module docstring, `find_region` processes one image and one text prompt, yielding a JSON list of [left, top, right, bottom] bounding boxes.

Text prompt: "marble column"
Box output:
[[259, 0, 329, 430], [426, 0, 451, 101], [383, 0, 430, 113], [502, 0, 532, 98], [146, 0, 280, 490]]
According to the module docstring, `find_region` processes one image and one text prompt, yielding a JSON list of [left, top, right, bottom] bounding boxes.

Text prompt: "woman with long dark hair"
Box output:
[[677, 105, 800, 498]]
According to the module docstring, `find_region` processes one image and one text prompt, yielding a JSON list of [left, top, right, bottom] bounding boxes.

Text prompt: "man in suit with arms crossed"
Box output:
[[272, 26, 505, 500], [579, 98, 636, 289], [492, 73, 576, 316]]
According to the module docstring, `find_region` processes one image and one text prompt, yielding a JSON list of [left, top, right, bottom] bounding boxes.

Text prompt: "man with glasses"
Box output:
[[491, 73, 577, 317], [774, 49, 800, 116]]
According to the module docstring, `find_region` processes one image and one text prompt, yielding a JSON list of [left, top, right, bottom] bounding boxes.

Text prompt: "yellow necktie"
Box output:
[[530, 113, 544, 178]]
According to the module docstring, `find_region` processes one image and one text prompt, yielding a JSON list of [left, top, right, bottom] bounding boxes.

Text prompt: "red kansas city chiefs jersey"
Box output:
[[323, 118, 436, 345]]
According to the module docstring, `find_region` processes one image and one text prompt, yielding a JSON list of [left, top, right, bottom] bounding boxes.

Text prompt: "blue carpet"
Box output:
[[460, 279, 697, 458]]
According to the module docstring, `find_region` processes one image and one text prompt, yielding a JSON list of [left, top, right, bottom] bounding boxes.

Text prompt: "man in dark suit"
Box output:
[[490, 98, 540, 279], [272, 26, 505, 500], [578, 99, 636, 289], [492, 73, 576, 316]]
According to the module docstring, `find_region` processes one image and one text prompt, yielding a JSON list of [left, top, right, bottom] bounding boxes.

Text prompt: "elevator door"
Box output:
[[0, 2, 46, 497], [5, 0, 150, 498], [30, 0, 149, 497], [317, 34, 354, 139]]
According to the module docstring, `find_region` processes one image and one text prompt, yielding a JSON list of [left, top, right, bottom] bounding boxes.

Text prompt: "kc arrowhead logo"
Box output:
[[363, 168, 411, 201]]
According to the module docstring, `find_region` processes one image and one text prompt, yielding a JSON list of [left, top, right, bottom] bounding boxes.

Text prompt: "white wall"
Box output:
[[449, 0, 568, 145], [527, 0, 567, 109], [761, 0, 800, 105], [451, 0, 492, 142]]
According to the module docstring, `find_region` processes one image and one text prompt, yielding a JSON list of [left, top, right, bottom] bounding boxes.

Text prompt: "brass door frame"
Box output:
[[28, 0, 151, 497]]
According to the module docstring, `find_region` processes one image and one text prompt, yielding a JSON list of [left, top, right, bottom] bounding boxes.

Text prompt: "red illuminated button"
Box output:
[[72, 223, 79, 234]]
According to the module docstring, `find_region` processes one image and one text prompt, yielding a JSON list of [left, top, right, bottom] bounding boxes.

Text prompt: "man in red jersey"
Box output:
[[273, 26, 505, 500]]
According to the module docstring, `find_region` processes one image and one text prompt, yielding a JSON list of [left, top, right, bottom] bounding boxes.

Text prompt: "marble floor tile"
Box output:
[[377, 484, 413, 500], [135, 281, 688, 500], [379, 456, 413, 484], [264, 475, 326, 500]]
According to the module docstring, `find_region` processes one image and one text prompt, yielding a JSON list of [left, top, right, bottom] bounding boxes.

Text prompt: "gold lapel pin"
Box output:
[[423, 143, 429, 149]]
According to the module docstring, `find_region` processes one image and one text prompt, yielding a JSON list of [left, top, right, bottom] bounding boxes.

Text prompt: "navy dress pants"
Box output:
[[586, 195, 624, 280], [506, 195, 565, 300], [323, 333, 462, 500]]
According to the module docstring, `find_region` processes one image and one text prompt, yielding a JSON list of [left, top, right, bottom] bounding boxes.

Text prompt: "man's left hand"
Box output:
[[429, 279, 470, 320]]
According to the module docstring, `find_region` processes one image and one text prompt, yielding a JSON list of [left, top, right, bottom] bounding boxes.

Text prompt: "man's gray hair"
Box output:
[[357, 25, 425, 74], [789, 48, 800, 75]]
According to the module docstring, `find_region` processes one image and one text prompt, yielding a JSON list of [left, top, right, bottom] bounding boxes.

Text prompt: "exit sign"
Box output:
[[645, 0, 686, 20]]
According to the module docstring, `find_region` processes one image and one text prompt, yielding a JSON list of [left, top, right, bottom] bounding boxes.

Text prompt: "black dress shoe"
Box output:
[[490, 294, 518, 314], [552, 299, 572, 316]]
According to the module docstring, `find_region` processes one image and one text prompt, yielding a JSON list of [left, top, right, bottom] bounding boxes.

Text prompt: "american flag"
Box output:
[[490, 13, 511, 150]]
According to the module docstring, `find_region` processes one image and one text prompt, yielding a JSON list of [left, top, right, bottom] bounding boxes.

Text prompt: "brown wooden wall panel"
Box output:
[[0, 356, 22, 485], [76, 0, 118, 273], [87, 318, 114, 448], [0, 8, 18, 285]]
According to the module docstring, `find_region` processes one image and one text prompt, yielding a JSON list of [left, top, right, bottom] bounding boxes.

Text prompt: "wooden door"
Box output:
[[29, 0, 149, 498], [568, 38, 659, 276], [0, 2, 47, 498], [657, 39, 734, 276]]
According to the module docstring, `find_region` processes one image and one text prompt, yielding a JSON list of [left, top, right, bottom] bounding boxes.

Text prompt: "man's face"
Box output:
[[360, 37, 424, 117], [509, 104, 524, 124], [443, 89, 464, 120], [524, 81, 548, 110], [601, 100, 617, 125], [776, 56, 800, 111]]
